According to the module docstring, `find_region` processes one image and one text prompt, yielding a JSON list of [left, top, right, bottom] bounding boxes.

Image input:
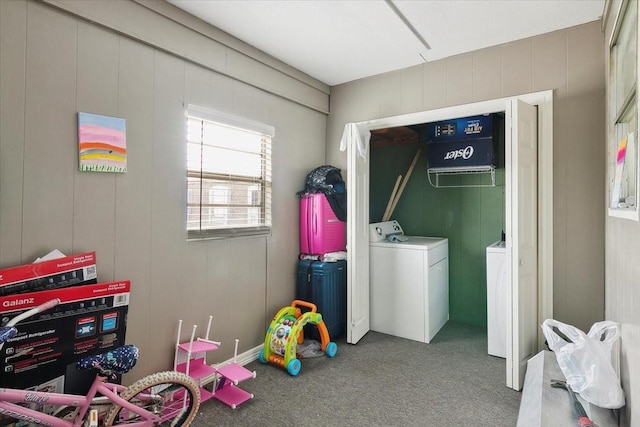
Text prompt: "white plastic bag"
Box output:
[[541, 319, 625, 409]]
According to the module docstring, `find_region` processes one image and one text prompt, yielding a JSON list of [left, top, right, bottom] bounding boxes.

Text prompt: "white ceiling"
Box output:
[[168, 0, 605, 86]]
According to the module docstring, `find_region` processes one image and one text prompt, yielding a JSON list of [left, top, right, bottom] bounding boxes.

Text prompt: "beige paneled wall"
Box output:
[[22, 3, 78, 256], [603, 1, 640, 425], [43, 0, 330, 113], [0, 0, 327, 378], [328, 21, 605, 332], [115, 37, 156, 366]]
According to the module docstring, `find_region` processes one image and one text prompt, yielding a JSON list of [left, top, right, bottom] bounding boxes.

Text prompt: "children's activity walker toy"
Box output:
[[259, 299, 337, 376]]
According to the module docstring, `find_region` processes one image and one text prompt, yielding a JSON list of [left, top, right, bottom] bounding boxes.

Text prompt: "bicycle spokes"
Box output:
[[110, 380, 196, 425]]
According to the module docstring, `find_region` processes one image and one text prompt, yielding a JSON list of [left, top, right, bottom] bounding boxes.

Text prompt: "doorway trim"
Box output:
[[349, 89, 553, 351]]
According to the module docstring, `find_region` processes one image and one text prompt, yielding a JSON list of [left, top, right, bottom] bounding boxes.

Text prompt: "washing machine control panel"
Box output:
[[369, 220, 404, 242]]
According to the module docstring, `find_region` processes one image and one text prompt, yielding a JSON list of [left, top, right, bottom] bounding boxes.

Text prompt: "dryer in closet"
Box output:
[[369, 220, 449, 343], [486, 240, 507, 358]]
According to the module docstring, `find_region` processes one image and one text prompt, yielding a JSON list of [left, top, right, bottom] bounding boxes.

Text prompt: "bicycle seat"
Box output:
[[76, 344, 139, 375], [0, 326, 17, 344]]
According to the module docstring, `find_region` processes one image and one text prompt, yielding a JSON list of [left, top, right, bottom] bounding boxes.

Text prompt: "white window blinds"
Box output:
[[186, 106, 274, 239]]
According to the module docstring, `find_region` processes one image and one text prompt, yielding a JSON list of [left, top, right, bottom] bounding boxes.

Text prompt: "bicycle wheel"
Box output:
[[53, 406, 79, 421], [104, 371, 200, 426]]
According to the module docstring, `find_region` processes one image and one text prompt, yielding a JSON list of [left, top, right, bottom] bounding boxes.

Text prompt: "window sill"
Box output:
[[187, 227, 271, 241]]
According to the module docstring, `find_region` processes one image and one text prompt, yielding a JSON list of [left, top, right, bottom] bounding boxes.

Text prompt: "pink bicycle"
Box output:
[[0, 298, 201, 426]]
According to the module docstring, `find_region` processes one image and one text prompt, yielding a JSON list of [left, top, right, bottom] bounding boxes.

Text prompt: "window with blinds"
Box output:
[[186, 106, 273, 239]]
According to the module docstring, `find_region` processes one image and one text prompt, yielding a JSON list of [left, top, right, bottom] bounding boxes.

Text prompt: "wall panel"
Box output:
[[501, 38, 533, 97], [22, 2, 77, 258], [379, 69, 406, 119], [564, 23, 605, 330], [74, 22, 119, 278], [472, 45, 501, 102], [0, 0, 27, 266], [422, 59, 447, 111], [114, 37, 155, 369], [400, 65, 425, 115], [445, 53, 473, 106], [147, 51, 188, 372]]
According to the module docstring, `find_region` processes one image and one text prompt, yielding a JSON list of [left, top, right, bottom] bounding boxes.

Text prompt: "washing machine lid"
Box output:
[[369, 221, 447, 248], [370, 235, 448, 249]]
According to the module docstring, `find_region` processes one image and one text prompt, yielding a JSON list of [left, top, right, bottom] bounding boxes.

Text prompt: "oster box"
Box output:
[[0, 252, 97, 297], [425, 114, 504, 169], [0, 281, 130, 396]]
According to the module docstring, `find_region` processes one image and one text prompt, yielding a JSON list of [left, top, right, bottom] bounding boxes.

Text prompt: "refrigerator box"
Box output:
[[0, 280, 130, 396], [0, 251, 97, 297]]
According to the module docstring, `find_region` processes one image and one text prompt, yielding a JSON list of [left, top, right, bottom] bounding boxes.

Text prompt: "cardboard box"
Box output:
[[0, 251, 97, 297], [0, 280, 130, 395], [426, 114, 504, 169], [426, 114, 498, 143], [426, 138, 496, 169]]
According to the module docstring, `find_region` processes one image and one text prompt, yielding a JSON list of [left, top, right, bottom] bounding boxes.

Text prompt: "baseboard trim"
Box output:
[[212, 344, 263, 368]]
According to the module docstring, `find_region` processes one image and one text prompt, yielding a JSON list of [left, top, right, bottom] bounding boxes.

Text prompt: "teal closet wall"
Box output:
[[370, 139, 505, 327]]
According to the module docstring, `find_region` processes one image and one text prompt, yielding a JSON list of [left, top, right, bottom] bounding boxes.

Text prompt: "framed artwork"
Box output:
[[78, 112, 127, 173]]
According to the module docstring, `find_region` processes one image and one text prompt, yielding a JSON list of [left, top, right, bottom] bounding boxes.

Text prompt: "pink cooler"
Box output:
[[300, 193, 346, 255]]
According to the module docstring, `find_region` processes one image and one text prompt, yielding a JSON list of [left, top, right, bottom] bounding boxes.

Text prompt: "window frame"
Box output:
[[608, 0, 640, 221], [186, 105, 274, 240]]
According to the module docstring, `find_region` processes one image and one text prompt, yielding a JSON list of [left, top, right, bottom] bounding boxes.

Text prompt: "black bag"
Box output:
[[297, 165, 346, 222]]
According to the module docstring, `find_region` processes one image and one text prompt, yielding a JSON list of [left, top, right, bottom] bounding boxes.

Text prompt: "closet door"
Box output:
[[506, 99, 538, 391], [346, 125, 370, 344]]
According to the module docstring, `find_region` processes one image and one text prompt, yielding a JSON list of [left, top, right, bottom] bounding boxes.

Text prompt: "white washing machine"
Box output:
[[369, 221, 449, 343], [486, 240, 507, 358]]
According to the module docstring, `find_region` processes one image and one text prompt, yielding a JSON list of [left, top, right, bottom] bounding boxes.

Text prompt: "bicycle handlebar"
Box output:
[[5, 298, 60, 327]]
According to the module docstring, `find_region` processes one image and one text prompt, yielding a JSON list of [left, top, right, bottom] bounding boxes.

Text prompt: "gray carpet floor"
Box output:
[[192, 321, 521, 426]]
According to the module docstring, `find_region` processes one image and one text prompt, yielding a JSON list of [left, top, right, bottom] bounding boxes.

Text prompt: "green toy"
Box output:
[[258, 300, 337, 376]]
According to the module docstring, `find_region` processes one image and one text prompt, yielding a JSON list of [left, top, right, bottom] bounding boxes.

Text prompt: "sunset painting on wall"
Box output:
[[78, 112, 127, 173]]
